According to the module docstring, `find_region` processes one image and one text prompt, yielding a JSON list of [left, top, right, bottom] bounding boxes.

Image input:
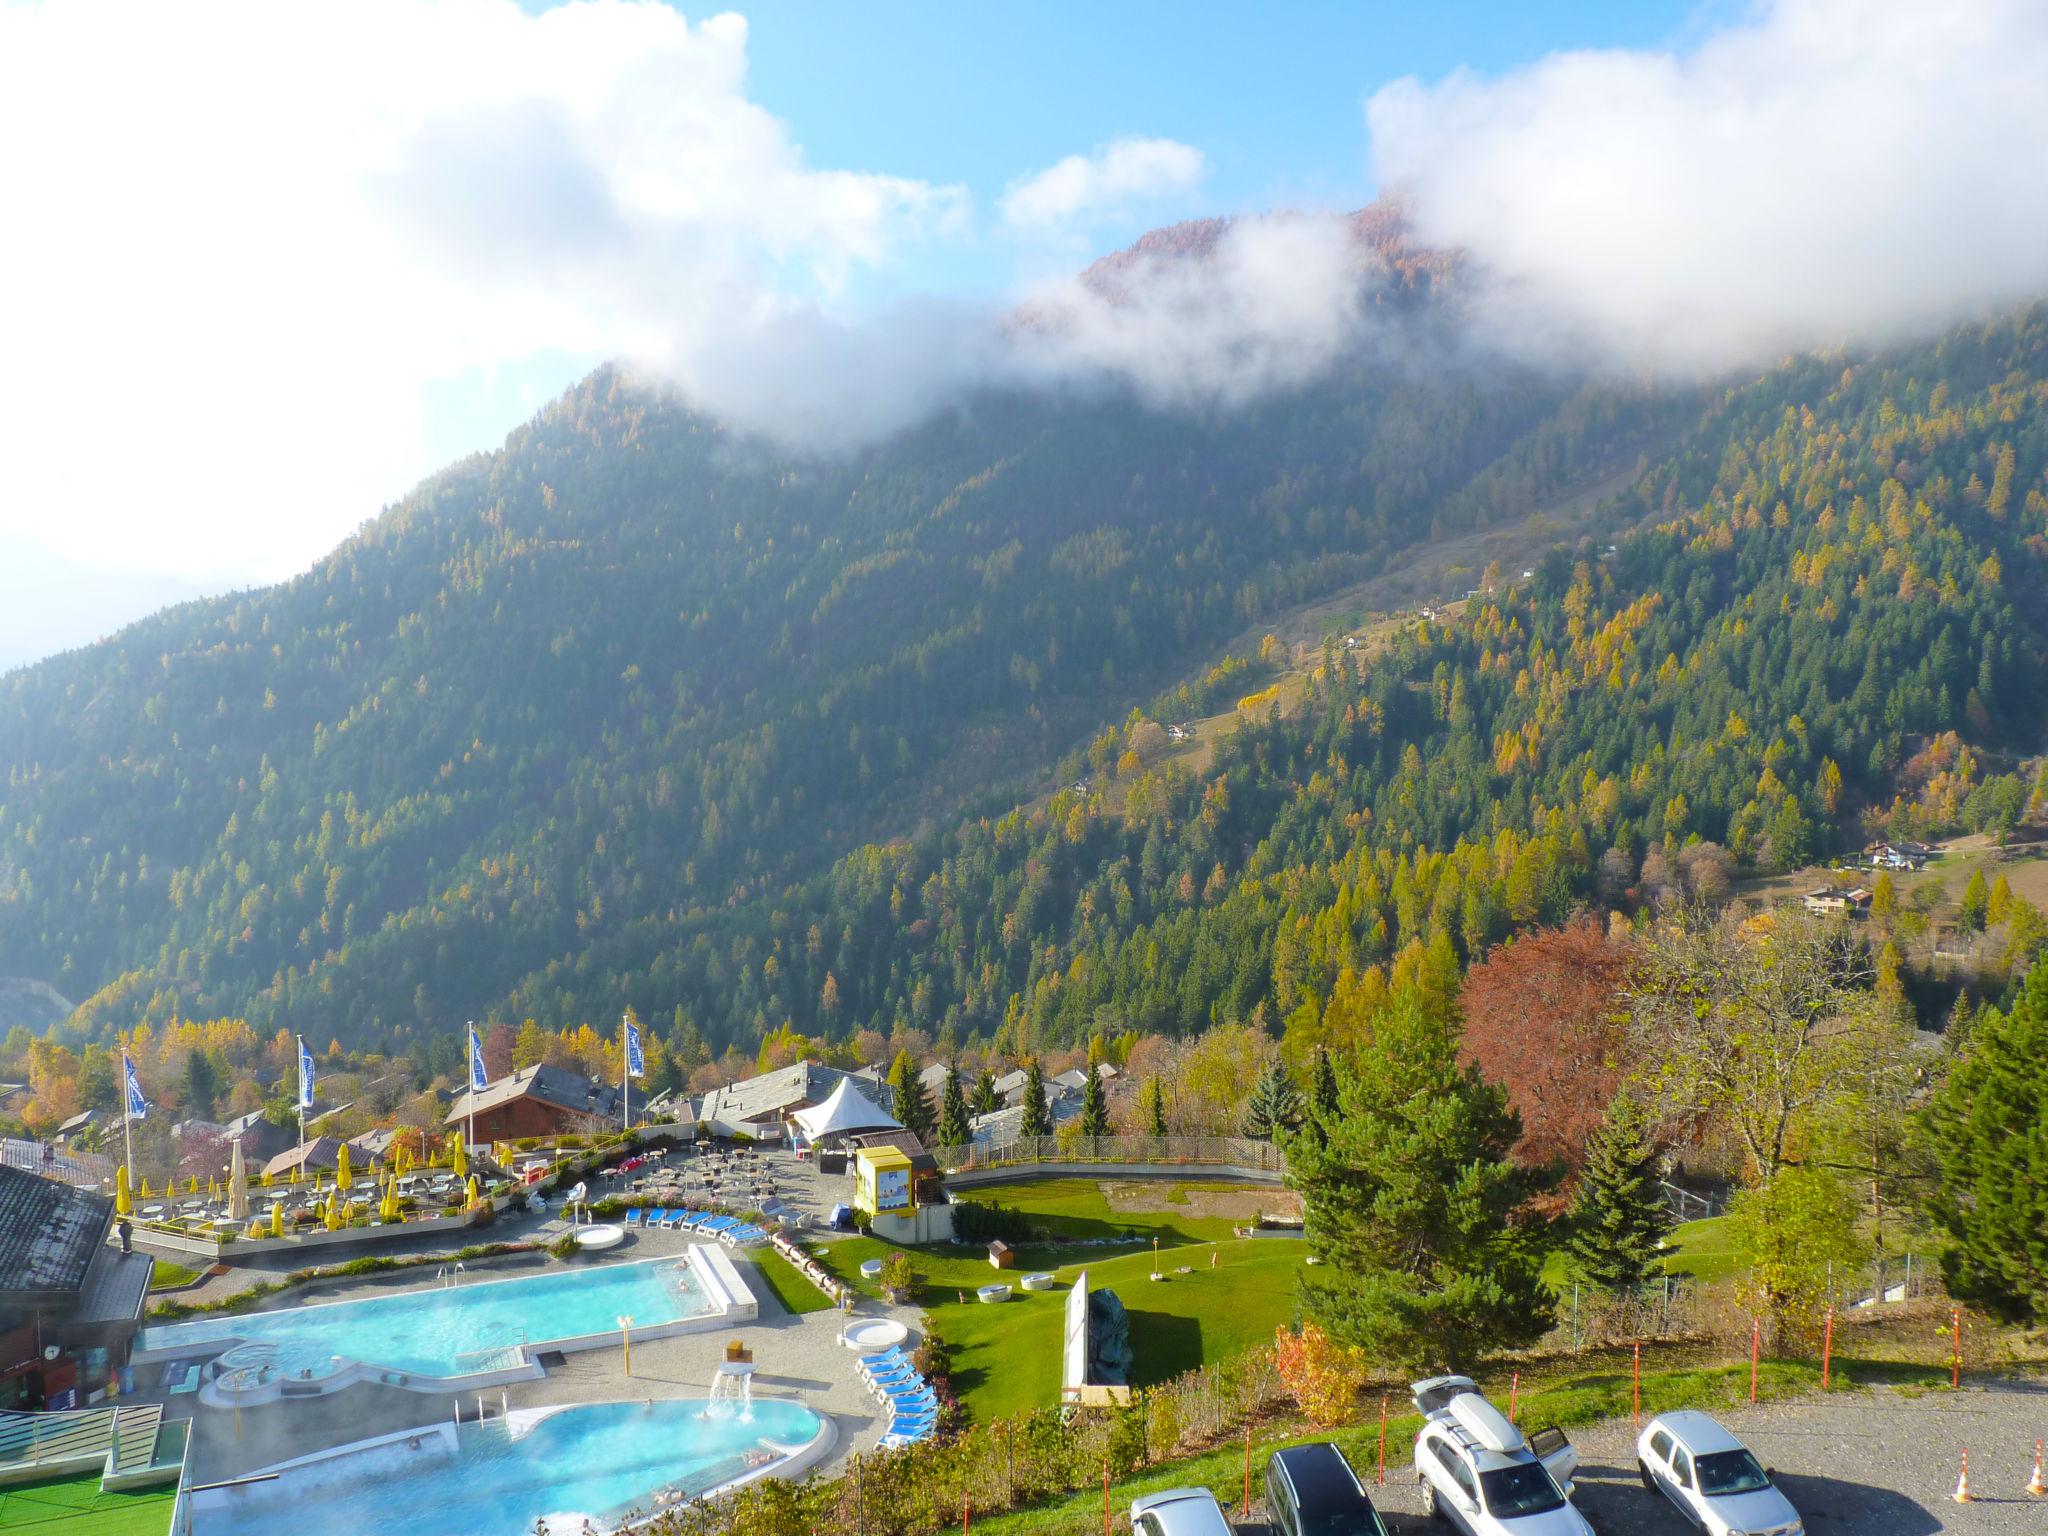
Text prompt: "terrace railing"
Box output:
[[933, 1134, 1287, 1178]]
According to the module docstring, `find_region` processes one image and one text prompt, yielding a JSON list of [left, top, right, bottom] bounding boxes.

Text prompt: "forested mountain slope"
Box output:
[[0, 288, 1676, 1053]]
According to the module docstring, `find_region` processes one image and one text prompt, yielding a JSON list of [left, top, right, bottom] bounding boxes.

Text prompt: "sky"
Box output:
[[2, 0, 2046, 669]]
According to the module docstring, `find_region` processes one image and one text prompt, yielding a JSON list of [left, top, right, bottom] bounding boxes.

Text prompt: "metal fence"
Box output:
[[932, 1134, 1288, 1177]]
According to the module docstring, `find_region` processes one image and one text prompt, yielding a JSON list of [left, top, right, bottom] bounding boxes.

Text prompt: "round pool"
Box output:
[[1020, 1272, 1057, 1292], [574, 1224, 626, 1252], [838, 1318, 908, 1352], [976, 1284, 1012, 1304], [859, 1258, 885, 1280]]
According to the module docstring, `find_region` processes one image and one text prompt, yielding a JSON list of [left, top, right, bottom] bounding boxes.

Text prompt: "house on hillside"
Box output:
[[1803, 887, 1873, 917], [445, 1064, 620, 1143], [221, 1110, 294, 1167], [1865, 840, 1932, 871], [992, 1069, 1030, 1107], [261, 1136, 344, 1182]]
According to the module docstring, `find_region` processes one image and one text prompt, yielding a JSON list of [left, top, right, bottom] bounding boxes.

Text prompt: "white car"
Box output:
[[1129, 1487, 1234, 1536], [1411, 1376, 1593, 1536], [1636, 1411, 1803, 1536]]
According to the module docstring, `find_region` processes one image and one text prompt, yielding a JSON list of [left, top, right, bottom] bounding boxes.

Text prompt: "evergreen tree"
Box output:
[[936, 1062, 972, 1151], [888, 1049, 932, 1141], [1145, 1075, 1169, 1137], [1923, 962, 2048, 1321], [971, 1069, 998, 1117], [1019, 1058, 1052, 1138], [1284, 999, 1555, 1371], [1241, 1061, 1304, 1142], [1310, 1047, 1339, 1119], [1959, 868, 1990, 931], [1078, 1066, 1111, 1137], [1564, 1091, 1670, 1295], [183, 1049, 219, 1117]]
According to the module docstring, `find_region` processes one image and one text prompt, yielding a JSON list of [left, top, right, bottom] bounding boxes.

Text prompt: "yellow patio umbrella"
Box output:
[[208, 1176, 220, 1200], [186, 1175, 199, 1195], [324, 1198, 342, 1232], [450, 1135, 468, 1180], [114, 1165, 132, 1217], [269, 1201, 284, 1239], [380, 1177, 400, 1224], [336, 1141, 352, 1192], [260, 1168, 273, 1188], [465, 1175, 480, 1207], [140, 1176, 154, 1198], [289, 1159, 302, 1185]]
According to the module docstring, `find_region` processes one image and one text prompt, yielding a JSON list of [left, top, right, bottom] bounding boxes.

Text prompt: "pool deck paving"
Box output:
[[162, 1178, 923, 1500]]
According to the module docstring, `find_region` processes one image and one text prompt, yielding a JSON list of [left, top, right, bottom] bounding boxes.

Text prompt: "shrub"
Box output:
[[951, 1200, 1032, 1245], [548, 1232, 580, 1261], [1273, 1321, 1367, 1427]]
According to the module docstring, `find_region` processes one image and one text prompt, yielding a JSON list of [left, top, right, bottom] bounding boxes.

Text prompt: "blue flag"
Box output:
[[122, 1051, 148, 1121], [624, 1016, 646, 1079], [468, 1023, 490, 1092], [296, 1035, 316, 1110]]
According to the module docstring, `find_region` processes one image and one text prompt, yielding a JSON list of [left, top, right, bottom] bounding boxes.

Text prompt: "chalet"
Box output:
[[916, 1062, 952, 1096], [221, 1109, 295, 1166], [262, 1136, 344, 1182], [446, 1064, 621, 1143], [348, 1127, 400, 1161], [1802, 887, 1872, 917], [1865, 840, 1934, 871], [697, 1061, 856, 1141], [992, 1069, 1031, 1106], [0, 1164, 149, 1408], [53, 1110, 97, 1142], [1049, 1068, 1093, 1096]]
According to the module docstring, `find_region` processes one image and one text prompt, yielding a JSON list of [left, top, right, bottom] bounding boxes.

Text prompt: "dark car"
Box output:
[[1265, 1442, 1389, 1536]]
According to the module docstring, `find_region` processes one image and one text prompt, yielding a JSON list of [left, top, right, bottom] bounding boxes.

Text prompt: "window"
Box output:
[[1649, 1431, 1674, 1463], [1478, 1462, 1566, 1518], [1136, 1517, 1163, 1536], [1694, 1449, 1773, 1496], [1670, 1447, 1694, 1488]]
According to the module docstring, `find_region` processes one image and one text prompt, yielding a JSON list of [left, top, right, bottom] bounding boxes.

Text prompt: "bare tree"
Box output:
[[1627, 907, 1889, 1184]]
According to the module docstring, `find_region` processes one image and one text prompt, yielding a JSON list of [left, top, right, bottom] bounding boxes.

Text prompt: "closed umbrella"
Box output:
[[115, 1165, 132, 1217], [336, 1141, 352, 1194], [228, 1141, 249, 1222]]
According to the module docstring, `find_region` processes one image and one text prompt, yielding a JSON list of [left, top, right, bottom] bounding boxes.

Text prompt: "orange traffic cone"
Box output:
[[1953, 1448, 1972, 1503], [2027, 1439, 2045, 1497]]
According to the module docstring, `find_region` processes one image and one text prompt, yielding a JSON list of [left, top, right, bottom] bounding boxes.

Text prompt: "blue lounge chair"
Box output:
[[883, 1422, 935, 1448], [862, 1359, 919, 1384], [624, 1208, 645, 1227], [874, 1381, 932, 1405], [697, 1215, 737, 1234], [857, 1347, 910, 1371]]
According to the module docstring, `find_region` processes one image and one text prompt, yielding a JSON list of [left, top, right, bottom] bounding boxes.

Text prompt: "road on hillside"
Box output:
[[1227, 1380, 2048, 1535]]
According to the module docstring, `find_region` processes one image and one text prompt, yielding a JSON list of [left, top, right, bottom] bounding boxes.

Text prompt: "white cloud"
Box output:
[[1366, 0, 2048, 373], [1014, 214, 1370, 407], [1001, 137, 1206, 236], [0, 0, 969, 586]]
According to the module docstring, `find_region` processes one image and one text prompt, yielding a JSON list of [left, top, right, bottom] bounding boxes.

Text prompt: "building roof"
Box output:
[[445, 1063, 619, 1127], [1050, 1068, 1092, 1093], [791, 1077, 901, 1142], [74, 1248, 152, 1327], [54, 1110, 97, 1136], [349, 1128, 399, 1157], [917, 1062, 952, 1091], [0, 1164, 114, 1306], [992, 1069, 1028, 1095], [697, 1061, 852, 1128], [849, 1129, 938, 1172], [261, 1136, 344, 1179]]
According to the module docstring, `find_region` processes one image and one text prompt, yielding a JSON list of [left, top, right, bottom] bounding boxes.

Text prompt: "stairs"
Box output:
[[0, 1403, 165, 1476]]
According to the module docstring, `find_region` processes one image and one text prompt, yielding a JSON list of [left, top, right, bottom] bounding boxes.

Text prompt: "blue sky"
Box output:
[[728, 0, 1703, 297], [5, 0, 2041, 671]]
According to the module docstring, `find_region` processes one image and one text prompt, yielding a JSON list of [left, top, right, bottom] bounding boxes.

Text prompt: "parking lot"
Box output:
[[1229, 1380, 2048, 1534]]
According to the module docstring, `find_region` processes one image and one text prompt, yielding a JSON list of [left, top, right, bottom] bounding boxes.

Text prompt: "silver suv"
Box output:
[[1411, 1376, 1591, 1536]]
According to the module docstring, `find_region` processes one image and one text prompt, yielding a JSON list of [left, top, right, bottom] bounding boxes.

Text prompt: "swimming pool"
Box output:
[[136, 1252, 753, 1391], [185, 1397, 827, 1536]]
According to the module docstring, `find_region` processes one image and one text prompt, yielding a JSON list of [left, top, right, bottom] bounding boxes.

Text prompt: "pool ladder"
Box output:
[[434, 1262, 468, 1288]]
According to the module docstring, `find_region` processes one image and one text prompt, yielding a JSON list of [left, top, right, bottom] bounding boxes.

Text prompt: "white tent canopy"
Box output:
[[790, 1077, 900, 1143]]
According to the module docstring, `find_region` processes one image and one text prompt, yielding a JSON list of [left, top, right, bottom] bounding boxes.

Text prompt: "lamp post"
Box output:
[[618, 1314, 634, 1378]]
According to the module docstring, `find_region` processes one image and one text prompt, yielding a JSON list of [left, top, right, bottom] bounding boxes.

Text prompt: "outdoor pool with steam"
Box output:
[[135, 1252, 751, 1392], [184, 1398, 826, 1536]]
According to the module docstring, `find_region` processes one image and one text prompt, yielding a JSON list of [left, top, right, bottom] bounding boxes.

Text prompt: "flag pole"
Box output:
[[121, 1052, 135, 1190], [466, 1021, 477, 1161], [621, 1014, 631, 1134], [294, 1034, 305, 1172]]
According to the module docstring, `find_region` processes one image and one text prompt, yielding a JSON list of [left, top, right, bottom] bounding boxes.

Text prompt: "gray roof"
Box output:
[[0, 1163, 114, 1304], [75, 1248, 152, 1326], [1050, 1069, 1092, 1092], [917, 1062, 952, 1091], [446, 1063, 620, 1126], [992, 1069, 1028, 1095], [697, 1062, 852, 1127], [55, 1110, 98, 1136]]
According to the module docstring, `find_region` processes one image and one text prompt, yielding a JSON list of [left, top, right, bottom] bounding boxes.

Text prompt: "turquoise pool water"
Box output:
[[139, 1257, 713, 1379], [191, 1398, 821, 1536]]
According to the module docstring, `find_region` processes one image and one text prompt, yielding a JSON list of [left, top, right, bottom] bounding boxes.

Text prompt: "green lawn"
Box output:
[[814, 1233, 1306, 1421], [743, 1249, 835, 1315], [957, 1178, 1264, 1245], [1540, 1214, 1737, 1291], [147, 1259, 199, 1290], [0, 1472, 175, 1535]]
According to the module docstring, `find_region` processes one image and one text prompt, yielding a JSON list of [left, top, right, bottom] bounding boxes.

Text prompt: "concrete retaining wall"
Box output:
[[946, 1161, 1284, 1191]]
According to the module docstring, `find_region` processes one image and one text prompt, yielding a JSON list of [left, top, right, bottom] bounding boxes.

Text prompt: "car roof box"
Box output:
[[1448, 1392, 1527, 1454], [1410, 1374, 1478, 1415]]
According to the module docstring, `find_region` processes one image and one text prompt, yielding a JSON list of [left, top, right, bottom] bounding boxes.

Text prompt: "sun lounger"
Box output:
[[624, 1208, 645, 1227]]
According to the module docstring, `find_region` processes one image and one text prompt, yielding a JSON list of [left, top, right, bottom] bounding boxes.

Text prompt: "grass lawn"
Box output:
[[814, 1234, 1306, 1421], [0, 1472, 175, 1535], [1540, 1214, 1738, 1292], [743, 1249, 834, 1315], [147, 1259, 199, 1290], [960, 1178, 1268, 1245]]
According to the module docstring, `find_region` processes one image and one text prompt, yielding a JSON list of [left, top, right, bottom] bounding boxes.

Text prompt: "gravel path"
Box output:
[[1240, 1379, 2048, 1534]]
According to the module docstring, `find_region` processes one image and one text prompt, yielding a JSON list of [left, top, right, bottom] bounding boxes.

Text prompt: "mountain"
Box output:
[[3, 210, 2042, 1069]]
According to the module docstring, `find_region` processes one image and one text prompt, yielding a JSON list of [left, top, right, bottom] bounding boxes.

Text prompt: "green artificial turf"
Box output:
[[147, 1259, 199, 1290], [958, 1178, 1267, 1245], [745, 1249, 836, 1315], [0, 1473, 175, 1535], [814, 1233, 1307, 1421]]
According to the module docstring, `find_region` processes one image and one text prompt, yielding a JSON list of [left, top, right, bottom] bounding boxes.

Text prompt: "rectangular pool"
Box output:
[[139, 1256, 720, 1381]]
